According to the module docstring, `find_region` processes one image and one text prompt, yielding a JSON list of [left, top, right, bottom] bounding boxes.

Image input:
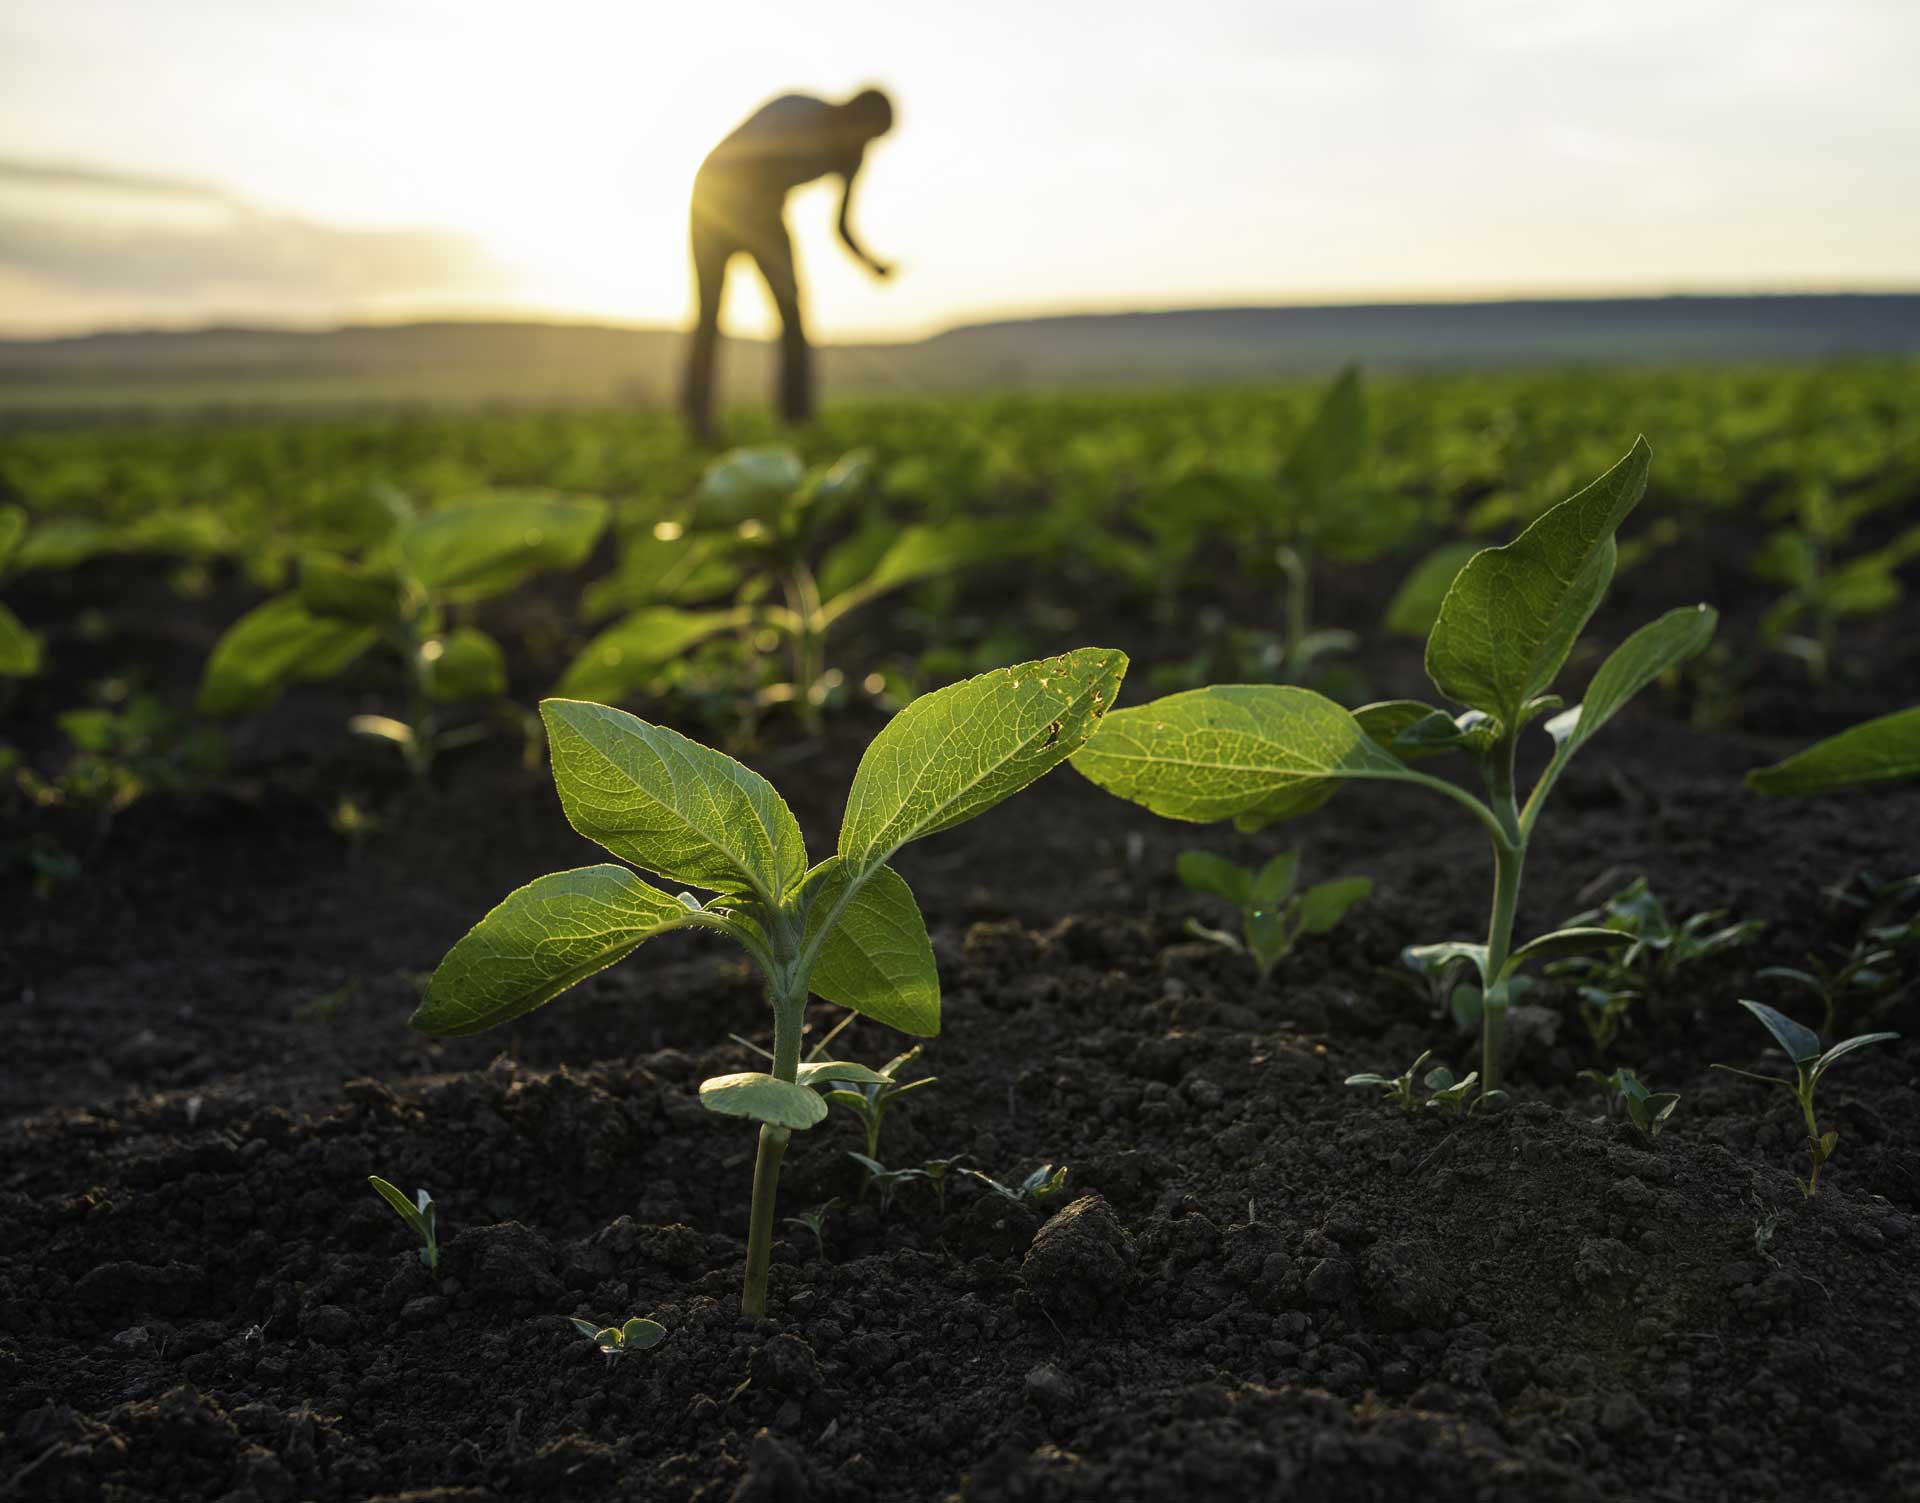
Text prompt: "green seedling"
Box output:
[[367, 1176, 440, 1273], [1075, 440, 1714, 1099], [568, 1315, 666, 1357], [1176, 849, 1371, 979], [1712, 1000, 1898, 1198], [1749, 489, 1920, 683], [966, 1163, 1071, 1210], [920, 1154, 968, 1214], [411, 649, 1126, 1316], [0, 506, 41, 684], [846, 1153, 928, 1213], [1549, 875, 1764, 1047], [1345, 1051, 1479, 1114], [783, 1201, 835, 1258], [1579, 1067, 1680, 1141], [821, 1045, 937, 1161], [563, 446, 1030, 730], [200, 490, 606, 776], [1761, 872, 1920, 1030]]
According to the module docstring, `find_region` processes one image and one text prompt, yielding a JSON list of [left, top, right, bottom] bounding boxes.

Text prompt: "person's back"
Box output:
[[682, 88, 895, 441]]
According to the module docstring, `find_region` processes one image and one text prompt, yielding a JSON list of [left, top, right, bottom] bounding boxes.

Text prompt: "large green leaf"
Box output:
[[797, 859, 940, 1037], [554, 607, 744, 703], [412, 865, 699, 1036], [1426, 440, 1649, 727], [541, 698, 808, 903], [198, 594, 377, 716], [1072, 684, 1410, 831], [398, 493, 607, 603], [0, 601, 40, 676], [0, 506, 25, 573], [689, 447, 805, 530], [1747, 705, 1920, 796], [838, 648, 1128, 871], [698, 1072, 828, 1129], [422, 627, 508, 702], [1545, 604, 1718, 757]]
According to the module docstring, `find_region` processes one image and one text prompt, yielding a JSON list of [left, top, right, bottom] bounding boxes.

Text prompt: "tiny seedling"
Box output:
[[965, 1163, 1071, 1210], [820, 1045, 936, 1161], [367, 1176, 439, 1273], [783, 1202, 835, 1258], [1748, 491, 1920, 683], [1759, 872, 1918, 1032], [1579, 1067, 1680, 1141], [1075, 440, 1715, 1099], [1711, 1000, 1898, 1198], [1175, 849, 1371, 979], [568, 1315, 666, 1357], [846, 1153, 928, 1213], [1345, 1051, 1480, 1114], [412, 649, 1126, 1315], [0, 506, 41, 684], [920, 1154, 968, 1215], [200, 491, 606, 776]]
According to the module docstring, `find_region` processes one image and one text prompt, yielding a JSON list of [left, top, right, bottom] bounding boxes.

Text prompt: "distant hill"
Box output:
[[2, 294, 1916, 417]]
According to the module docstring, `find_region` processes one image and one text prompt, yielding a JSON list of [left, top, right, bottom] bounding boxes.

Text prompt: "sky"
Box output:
[[1, 0, 1917, 340]]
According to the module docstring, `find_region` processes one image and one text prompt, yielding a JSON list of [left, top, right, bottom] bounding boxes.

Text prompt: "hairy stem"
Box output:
[[741, 983, 807, 1316], [1480, 729, 1526, 1097]]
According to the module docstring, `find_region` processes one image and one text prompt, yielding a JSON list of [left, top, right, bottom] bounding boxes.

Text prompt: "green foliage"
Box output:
[[200, 490, 607, 775], [412, 649, 1126, 1313], [1076, 439, 1713, 1099], [1749, 486, 1920, 681], [1175, 848, 1370, 978], [367, 1176, 440, 1273], [1747, 706, 1920, 796], [1579, 1067, 1680, 1141], [821, 1045, 936, 1161], [567, 1315, 667, 1357], [965, 1163, 1072, 1211], [1344, 1050, 1481, 1114], [1757, 871, 1919, 1033], [1712, 1000, 1899, 1198]]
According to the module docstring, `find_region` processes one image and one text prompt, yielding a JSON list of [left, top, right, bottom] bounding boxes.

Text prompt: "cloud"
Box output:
[[0, 158, 513, 332]]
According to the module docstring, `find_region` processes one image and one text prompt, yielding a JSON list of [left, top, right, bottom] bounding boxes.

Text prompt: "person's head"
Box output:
[[840, 87, 894, 142]]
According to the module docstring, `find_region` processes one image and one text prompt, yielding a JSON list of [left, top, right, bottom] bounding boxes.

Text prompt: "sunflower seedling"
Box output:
[[1711, 1000, 1898, 1197], [1075, 440, 1713, 1100], [568, 1315, 666, 1357], [966, 1163, 1071, 1210], [367, 1176, 439, 1273], [821, 1045, 936, 1161], [846, 1154, 928, 1213], [783, 1202, 835, 1258], [1175, 849, 1370, 979], [1579, 1067, 1680, 1141], [1345, 1051, 1478, 1113], [412, 649, 1126, 1315]]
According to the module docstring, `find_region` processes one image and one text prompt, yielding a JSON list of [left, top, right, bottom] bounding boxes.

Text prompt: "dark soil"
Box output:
[[5, 508, 1920, 1503]]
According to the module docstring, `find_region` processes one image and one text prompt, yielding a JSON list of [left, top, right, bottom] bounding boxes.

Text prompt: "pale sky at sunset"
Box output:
[[2, 0, 1916, 339]]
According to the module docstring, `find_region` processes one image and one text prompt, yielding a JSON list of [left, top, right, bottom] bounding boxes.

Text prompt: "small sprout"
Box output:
[[846, 1152, 928, 1213], [966, 1163, 1071, 1210], [1712, 999, 1898, 1198], [1580, 1067, 1680, 1141], [1345, 1050, 1433, 1113], [821, 1045, 936, 1161], [783, 1201, 836, 1258], [1175, 848, 1370, 979], [920, 1154, 969, 1215], [367, 1176, 439, 1273], [1346, 1052, 1483, 1114], [568, 1314, 666, 1357], [1422, 1063, 1480, 1116]]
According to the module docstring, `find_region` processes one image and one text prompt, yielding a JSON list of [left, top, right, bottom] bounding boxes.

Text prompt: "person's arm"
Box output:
[[836, 163, 891, 278]]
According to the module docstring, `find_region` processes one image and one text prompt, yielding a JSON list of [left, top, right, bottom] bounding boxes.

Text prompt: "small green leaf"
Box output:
[[821, 519, 1032, 622], [555, 607, 744, 702], [1426, 439, 1649, 727], [620, 1317, 667, 1350], [422, 628, 507, 703], [1747, 706, 1920, 796], [542, 699, 808, 904], [412, 865, 702, 1036], [1382, 542, 1481, 637], [0, 601, 40, 677], [1508, 927, 1634, 969], [593, 1326, 622, 1348], [1737, 999, 1821, 1065], [1403, 940, 1490, 984], [568, 1317, 602, 1340], [1251, 851, 1301, 909], [794, 1061, 893, 1088], [698, 1072, 829, 1129], [1073, 684, 1413, 831], [198, 594, 377, 716], [368, 1175, 423, 1232], [0, 505, 25, 572], [1810, 1031, 1900, 1083], [1295, 876, 1371, 935], [1176, 851, 1253, 908], [1545, 605, 1718, 755], [399, 493, 607, 603], [840, 648, 1127, 870], [797, 859, 940, 1037]]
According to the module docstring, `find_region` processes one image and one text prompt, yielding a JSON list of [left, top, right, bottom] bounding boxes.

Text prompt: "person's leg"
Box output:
[[751, 221, 812, 427], [684, 211, 730, 443]]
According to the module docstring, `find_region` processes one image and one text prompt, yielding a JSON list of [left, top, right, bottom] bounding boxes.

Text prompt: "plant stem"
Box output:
[[741, 982, 806, 1316], [1480, 730, 1526, 1098], [1277, 544, 1311, 671]]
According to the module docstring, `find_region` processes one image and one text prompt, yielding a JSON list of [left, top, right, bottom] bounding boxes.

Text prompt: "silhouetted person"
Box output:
[[683, 89, 895, 442]]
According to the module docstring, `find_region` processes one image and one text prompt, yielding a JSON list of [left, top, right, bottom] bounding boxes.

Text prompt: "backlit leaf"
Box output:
[[797, 859, 940, 1037], [1747, 706, 1920, 796]]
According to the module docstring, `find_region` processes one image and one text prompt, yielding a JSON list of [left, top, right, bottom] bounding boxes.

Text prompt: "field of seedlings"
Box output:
[[3, 363, 1919, 1503]]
